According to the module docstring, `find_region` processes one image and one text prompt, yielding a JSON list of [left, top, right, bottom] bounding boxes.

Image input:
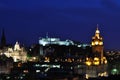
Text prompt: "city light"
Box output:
[[86, 60, 92, 66], [93, 57, 100, 65], [111, 69, 119, 75], [0, 25, 114, 80]]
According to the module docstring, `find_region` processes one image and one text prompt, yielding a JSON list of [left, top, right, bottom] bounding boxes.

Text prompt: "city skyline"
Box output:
[[0, 0, 120, 50]]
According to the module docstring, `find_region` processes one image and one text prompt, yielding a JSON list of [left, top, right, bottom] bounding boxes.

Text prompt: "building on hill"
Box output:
[[0, 42, 27, 62], [39, 37, 74, 46]]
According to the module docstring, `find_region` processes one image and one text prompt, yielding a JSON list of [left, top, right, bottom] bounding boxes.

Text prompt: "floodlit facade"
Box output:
[[91, 25, 105, 64], [84, 25, 108, 78], [1, 42, 27, 62], [39, 37, 74, 46]]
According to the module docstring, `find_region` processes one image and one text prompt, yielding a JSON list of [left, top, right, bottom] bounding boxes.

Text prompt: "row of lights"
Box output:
[[85, 57, 107, 66]]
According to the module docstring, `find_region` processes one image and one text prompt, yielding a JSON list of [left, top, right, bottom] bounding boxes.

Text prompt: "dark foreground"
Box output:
[[0, 74, 120, 80]]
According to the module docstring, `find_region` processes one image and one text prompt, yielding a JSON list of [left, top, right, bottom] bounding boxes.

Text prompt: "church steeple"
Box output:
[[96, 24, 99, 33], [95, 24, 100, 38], [1, 28, 6, 47]]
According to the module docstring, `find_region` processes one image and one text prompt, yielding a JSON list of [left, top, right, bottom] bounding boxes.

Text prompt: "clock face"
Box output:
[[99, 42, 103, 45], [92, 41, 103, 46], [95, 41, 99, 45], [92, 41, 103, 45]]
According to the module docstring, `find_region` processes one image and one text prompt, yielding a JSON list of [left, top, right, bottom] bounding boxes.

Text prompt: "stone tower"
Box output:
[[91, 24, 103, 64]]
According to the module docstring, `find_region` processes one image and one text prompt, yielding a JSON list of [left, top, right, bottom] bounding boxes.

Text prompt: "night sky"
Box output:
[[0, 0, 120, 50]]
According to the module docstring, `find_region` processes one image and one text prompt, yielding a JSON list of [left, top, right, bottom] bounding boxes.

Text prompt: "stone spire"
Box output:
[[1, 28, 6, 47]]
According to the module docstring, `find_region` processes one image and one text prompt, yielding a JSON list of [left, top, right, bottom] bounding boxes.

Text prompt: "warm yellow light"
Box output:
[[104, 60, 107, 64], [103, 57, 107, 64], [85, 74, 89, 79], [95, 41, 99, 45], [68, 58, 72, 62], [86, 57, 89, 60], [93, 61, 100, 65], [93, 61, 99, 65], [45, 57, 48, 60], [99, 42, 103, 45], [103, 57, 106, 59], [98, 73, 104, 77], [33, 57, 36, 60], [91, 42, 95, 46], [98, 72, 108, 77], [96, 29, 100, 34], [93, 57, 100, 65], [86, 61, 92, 66], [44, 57, 50, 62], [94, 57, 99, 61]]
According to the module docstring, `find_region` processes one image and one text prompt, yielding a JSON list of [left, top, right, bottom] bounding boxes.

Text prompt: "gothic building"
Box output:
[[4, 42, 27, 62]]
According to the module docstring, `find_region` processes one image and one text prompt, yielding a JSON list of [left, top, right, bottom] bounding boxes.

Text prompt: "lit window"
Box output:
[[86, 61, 92, 66], [94, 57, 99, 61], [36, 70, 40, 73], [23, 70, 28, 73]]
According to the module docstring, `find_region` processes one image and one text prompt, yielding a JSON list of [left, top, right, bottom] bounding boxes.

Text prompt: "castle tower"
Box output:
[[91, 24, 104, 64], [1, 28, 6, 47]]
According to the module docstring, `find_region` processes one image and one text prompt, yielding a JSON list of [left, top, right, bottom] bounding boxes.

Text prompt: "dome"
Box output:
[[96, 28, 100, 34]]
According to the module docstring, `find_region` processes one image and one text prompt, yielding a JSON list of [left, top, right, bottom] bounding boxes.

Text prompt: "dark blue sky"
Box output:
[[0, 0, 120, 50]]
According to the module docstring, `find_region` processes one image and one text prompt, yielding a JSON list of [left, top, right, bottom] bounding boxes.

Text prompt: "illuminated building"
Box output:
[[91, 25, 104, 64], [86, 58, 92, 66], [85, 25, 107, 66], [39, 35, 91, 57], [84, 25, 108, 78], [39, 36, 74, 46], [1, 42, 27, 62], [39, 35, 74, 57]]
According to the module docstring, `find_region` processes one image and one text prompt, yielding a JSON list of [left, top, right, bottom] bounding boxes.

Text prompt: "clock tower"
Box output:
[[91, 25, 104, 64]]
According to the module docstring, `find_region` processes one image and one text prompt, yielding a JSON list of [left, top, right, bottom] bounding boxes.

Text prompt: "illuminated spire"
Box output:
[[95, 24, 100, 34], [91, 24, 104, 64]]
